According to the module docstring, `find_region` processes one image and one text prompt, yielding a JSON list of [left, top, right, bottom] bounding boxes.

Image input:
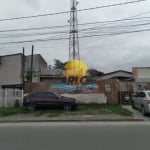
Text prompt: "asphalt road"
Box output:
[[0, 122, 150, 150]]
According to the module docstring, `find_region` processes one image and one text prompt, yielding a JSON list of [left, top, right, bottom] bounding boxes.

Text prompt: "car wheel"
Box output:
[[27, 103, 35, 112], [141, 106, 146, 116], [63, 103, 72, 111]]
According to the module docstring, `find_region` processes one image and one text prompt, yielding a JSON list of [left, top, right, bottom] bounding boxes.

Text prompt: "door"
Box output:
[[42, 92, 62, 108]]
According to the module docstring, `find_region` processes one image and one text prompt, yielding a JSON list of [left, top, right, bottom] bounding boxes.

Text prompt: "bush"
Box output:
[[14, 100, 20, 108]]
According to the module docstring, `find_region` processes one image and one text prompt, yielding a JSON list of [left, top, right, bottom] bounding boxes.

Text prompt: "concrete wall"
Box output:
[[25, 54, 47, 70], [0, 90, 23, 107], [133, 67, 150, 82], [0, 54, 22, 85], [62, 93, 107, 104], [24, 82, 107, 104]]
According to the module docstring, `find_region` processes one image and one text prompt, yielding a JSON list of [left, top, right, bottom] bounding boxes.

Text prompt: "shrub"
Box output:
[[14, 100, 20, 108]]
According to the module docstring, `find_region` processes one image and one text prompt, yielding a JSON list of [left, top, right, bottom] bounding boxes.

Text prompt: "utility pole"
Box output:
[[22, 47, 25, 90], [30, 45, 34, 83], [69, 0, 80, 60]]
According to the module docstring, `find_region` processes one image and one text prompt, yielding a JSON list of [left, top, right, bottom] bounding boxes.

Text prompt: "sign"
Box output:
[[64, 60, 88, 85], [105, 84, 111, 92]]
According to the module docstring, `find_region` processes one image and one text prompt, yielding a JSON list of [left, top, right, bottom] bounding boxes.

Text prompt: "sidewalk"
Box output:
[[0, 113, 144, 123]]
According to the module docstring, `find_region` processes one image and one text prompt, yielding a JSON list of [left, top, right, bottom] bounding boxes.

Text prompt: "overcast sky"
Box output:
[[0, 0, 150, 73]]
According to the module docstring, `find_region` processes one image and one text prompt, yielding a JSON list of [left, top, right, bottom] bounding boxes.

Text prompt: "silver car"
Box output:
[[132, 91, 150, 116]]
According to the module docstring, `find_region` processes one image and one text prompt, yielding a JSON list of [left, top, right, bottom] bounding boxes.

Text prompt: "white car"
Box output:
[[131, 91, 150, 116]]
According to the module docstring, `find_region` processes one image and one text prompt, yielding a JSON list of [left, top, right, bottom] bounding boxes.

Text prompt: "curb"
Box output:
[[0, 118, 144, 123]]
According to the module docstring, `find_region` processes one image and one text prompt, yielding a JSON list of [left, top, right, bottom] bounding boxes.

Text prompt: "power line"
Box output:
[[0, 15, 150, 34], [0, 9, 150, 34], [0, 27, 150, 45], [79, 22, 150, 33], [79, 28, 150, 38], [78, 0, 147, 12], [1, 21, 150, 39], [0, 0, 146, 22], [0, 25, 69, 33]]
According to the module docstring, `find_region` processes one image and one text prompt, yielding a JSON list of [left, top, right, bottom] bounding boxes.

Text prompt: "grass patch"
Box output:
[[0, 107, 28, 117], [75, 104, 132, 116], [34, 104, 132, 117], [0, 104, 132, 117]]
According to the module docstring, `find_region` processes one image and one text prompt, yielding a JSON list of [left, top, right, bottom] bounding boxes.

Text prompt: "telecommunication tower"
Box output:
[[69, 0, 80, 60]]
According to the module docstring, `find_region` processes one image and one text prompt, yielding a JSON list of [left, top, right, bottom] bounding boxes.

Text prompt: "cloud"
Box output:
[[0, 0, 150, 73]]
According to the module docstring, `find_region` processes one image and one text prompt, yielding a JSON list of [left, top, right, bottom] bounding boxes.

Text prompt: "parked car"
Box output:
[[131, 91, 150, 116], [23, 91, 77, 112], [123, 95, 130, 105]]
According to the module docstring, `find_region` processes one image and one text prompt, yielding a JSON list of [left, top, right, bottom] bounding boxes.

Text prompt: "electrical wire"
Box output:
[[0, 27, 150, 45], [0, 0, 146, 22]]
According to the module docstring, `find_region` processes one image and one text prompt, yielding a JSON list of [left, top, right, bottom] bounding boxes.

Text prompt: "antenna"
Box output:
[[69, 0, 80, 60]]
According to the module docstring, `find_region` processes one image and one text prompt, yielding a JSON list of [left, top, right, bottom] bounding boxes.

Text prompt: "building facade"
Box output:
[[132, 67, 150, 92], [0, 53, 48, 89], [0, 54, 23, 89]]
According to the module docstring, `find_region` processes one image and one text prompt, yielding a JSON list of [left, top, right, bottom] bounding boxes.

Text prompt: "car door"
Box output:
[[44, 92, 62, 108], [29, 92, 42, 104], [136, 92, 145, 110], [34, 92, 48, 107], [133, 93, 138, 109]]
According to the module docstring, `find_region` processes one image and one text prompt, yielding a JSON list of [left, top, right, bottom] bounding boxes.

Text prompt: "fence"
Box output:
[[62, 93, 107, 104], [0, 89, 24, 107]]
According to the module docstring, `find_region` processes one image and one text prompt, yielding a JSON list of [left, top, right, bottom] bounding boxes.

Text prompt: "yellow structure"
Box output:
[[64, 60, 88, 85]]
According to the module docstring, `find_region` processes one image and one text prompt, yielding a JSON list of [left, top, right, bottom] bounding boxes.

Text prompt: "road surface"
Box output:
[[0, 122, 150, 150]]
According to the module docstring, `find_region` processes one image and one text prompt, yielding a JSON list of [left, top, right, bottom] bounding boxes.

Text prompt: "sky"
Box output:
[[0, 0, 150, 73]]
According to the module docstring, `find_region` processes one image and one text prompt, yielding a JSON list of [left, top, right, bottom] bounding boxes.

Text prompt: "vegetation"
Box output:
[[0, 104, 132, 117], [14, 100, 20, 108], [24, 68, 37, 82], [0, 107, 28, 117], [53, 59, 67, 70], [87, 68, 104, 78]]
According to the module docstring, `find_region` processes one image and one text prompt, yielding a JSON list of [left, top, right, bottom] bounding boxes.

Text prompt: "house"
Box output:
[[97, 70, 133, 104], [132, 67, 150, 91], [0, 53, 48, 90], [0, 53, 23, 89], [40, 69, 64, 83], [97, 70, 132, 81], [25, 54, 48, 82]]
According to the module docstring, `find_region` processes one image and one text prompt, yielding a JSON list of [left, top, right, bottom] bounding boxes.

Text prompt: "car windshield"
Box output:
[[53, 92, 62, 98]]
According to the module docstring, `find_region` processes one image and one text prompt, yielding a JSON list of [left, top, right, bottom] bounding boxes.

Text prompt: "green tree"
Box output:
[[53, 59, 67, 70], [87, 68, 104, 78], [24, 69, 37, 82]]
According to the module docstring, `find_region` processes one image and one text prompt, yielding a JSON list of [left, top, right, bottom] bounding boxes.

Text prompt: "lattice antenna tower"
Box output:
[[69, 0, 80, 60]]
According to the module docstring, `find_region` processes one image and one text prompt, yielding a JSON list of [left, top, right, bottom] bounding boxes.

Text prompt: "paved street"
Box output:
[[0, 122, 150, 150]]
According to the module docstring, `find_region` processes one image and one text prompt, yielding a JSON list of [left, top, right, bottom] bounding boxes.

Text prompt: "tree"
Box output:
[[53, 59, 67, 70], [24, 69, 37, 82], [87, 68, 104, 78]]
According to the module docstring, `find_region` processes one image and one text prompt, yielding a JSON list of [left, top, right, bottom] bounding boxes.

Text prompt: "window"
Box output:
[[147, 92, 150, 97], [47, 92, 57, 98], [30, 92, 43, 98]]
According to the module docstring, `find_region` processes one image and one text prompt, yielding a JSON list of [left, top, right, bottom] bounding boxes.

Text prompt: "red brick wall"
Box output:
[[97, 79, 119, 104]]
